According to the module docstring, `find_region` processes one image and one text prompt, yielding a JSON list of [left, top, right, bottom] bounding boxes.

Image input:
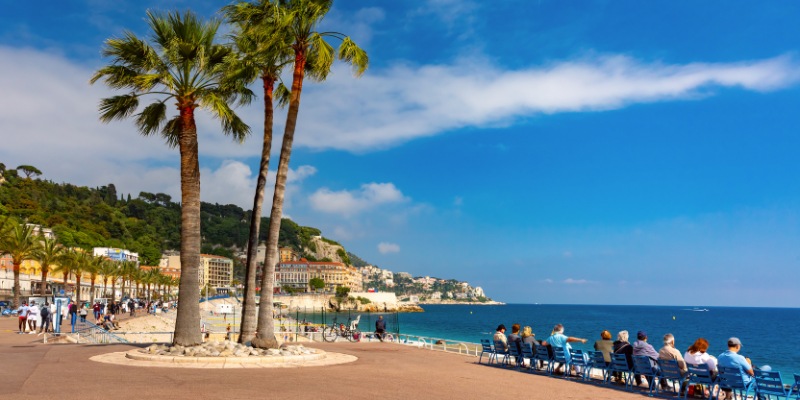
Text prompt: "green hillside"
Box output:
[[0, 165, 331, 272]]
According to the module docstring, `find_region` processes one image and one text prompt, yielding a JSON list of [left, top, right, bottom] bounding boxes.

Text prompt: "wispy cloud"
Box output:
[[563, 278, 591, 284], [378, 242, 400, 254], [294, 54, 800, 151], [309, 183, 409, 217]]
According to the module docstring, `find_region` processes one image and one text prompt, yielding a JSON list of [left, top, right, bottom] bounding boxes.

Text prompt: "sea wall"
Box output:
[[274, 292, 401, 311]]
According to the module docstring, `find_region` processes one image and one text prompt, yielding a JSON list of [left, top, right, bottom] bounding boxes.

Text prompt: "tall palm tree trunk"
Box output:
[[76, 275, 82, 304], [102, 278, 108, 299], [12, 263, 21, 309], [90, 277, 96, 304], [111, 277, 117, 301], [40, 268, 49, 296], [253, 53, 307, 349], [173, 105, 202, 346], [240, 76, 276, 344]]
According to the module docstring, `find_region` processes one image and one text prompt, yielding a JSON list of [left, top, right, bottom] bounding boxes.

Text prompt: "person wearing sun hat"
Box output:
[[717, 337, 755, 389]]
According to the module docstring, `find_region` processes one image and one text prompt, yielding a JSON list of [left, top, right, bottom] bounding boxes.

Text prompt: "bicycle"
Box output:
[[322, 317, 361, 342]]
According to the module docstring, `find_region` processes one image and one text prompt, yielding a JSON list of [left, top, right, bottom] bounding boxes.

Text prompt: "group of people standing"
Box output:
[[494, 323, 755, 398]]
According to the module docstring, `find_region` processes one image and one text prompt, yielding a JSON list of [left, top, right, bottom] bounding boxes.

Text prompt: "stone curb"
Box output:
[[125, 349, 326, 364]]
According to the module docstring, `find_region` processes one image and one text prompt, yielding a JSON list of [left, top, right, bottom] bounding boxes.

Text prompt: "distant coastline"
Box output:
[[418, 300, 505, 306]]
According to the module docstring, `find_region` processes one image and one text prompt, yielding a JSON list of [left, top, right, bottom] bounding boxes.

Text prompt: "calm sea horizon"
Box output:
[[395, 303, 800, 375]]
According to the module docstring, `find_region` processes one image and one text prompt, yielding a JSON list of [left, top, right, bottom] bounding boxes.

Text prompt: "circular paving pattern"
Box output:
[[90, 348, 358, 369]]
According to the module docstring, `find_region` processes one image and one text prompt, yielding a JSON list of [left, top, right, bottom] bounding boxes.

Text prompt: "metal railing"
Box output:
[[72, 320, 130, 344]]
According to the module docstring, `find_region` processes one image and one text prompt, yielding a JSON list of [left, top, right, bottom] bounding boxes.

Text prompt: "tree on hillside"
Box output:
[[234, 0, 368, 350], [0, 222, 41, 308], [34, 235, 66, 296], [223, 0, 294, 344], [91, 10, 252, 346], [16, 165, 42, 179], [309, 277, 324, 292]]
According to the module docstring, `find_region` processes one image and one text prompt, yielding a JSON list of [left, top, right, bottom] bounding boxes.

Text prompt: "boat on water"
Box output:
[[683, 307, 710, 312]]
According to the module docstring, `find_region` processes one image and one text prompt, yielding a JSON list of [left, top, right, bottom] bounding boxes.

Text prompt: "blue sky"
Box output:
[[2, 1, 800, 306]]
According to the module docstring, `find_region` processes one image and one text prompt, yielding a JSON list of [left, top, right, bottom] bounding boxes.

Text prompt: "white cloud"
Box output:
[[563, 278, 590, 284], [378, 242, 400, 254], [1, 44, 798, 206], [309, 182, 409, 217], [200, 161, 316, 212], [293, 54, 800, 151], [541, 278, 554, 284]]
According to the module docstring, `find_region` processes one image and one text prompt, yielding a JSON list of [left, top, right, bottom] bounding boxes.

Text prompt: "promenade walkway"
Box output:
[[0, 317, 644, 400]]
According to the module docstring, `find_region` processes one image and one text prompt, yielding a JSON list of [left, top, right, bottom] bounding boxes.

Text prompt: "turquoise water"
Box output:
[[396, 304, 800, 376]]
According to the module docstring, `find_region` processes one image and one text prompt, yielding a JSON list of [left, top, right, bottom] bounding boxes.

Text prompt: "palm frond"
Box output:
[[200, 93, 251, 141], [162, 116, 182, 148], [274, 82, 291, 108], [306, 33, 334, 80], [99, 94, 140, 122], [135, 101, 168, 135], [337, 36, 369, 77]]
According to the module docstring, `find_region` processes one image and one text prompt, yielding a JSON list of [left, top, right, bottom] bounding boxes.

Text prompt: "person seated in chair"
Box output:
[[546, 323, 587, 374], [717, 337, 755, 398], [613, 330, 633, 383], [594, 330, 614, 366], [507, 324, 522, 352], [493, 324, 508, 352], [632, 331, 660, 386], [659, 333, 687, 390]]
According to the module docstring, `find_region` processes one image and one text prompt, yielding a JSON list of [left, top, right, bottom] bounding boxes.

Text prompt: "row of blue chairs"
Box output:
[[478, 339, 800, 399]]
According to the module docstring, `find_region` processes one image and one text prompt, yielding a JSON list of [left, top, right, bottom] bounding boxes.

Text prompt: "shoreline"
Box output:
[[417, 300, 505, 306]]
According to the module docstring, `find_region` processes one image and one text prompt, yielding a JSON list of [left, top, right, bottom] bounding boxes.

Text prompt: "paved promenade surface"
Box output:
[[0, 317, 648, 400]]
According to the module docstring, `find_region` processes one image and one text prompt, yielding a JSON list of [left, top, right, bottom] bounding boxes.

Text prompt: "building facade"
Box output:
[[93, 247, 139, 265], [276, 259, 362, 293]]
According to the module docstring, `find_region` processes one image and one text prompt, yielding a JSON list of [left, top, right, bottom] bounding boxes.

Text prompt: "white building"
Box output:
[[93, 247, 139, 264]]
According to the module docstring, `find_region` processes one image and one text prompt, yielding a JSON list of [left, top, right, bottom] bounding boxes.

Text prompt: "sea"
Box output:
[[395, 304, 800, 376]]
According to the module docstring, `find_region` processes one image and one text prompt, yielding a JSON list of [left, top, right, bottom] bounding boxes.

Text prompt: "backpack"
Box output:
[[41, 307, 50, 318]]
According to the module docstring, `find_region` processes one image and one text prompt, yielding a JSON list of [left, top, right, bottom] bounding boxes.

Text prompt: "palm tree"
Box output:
[[87, 255, 104, 304], [91, 10, 252, 346], [0, 222, 42, 308], [99, 260, 117, 299], [69, 251, 90, 304], [34, 235, 66, 296], [234, 0, 368, 349], [118, 260, 135, 299], [223, 0, 293, 344]]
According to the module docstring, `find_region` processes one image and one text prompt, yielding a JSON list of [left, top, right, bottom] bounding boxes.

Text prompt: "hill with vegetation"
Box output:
[[0, 165, 334, 273]]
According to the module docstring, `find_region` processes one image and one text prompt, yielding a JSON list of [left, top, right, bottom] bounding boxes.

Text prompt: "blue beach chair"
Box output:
[[532, 344, 552, 374], [590, 351, 611, 383], [790, 373, 800, 399], [520, 343, 535, 372], [657, 359, 686, 395], [632, 356, 660, 396], [507, 341, 523, 369], [754, 370, 790, 400], [609, 353, 633, 389], [717, 366, 755, 400], [551, 346, 571, 378], [684, 364, 717, 400], [478, 339, 494, 364], [569, 349, 592, 381], [492, 340, 510, 366]]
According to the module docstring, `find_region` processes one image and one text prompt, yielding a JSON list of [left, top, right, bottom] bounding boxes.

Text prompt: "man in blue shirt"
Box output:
[[546, 324, 588, 374], [717, 337, 754, 388]]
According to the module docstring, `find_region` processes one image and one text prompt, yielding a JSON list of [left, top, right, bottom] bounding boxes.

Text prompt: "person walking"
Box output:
[[39, 302, 51, 334], [80, 303, 88, 322], [27, 301, 40, 334], [68, 300, 78, 333], [17, 302, 29, 334], [375, 315, 387, 342]]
